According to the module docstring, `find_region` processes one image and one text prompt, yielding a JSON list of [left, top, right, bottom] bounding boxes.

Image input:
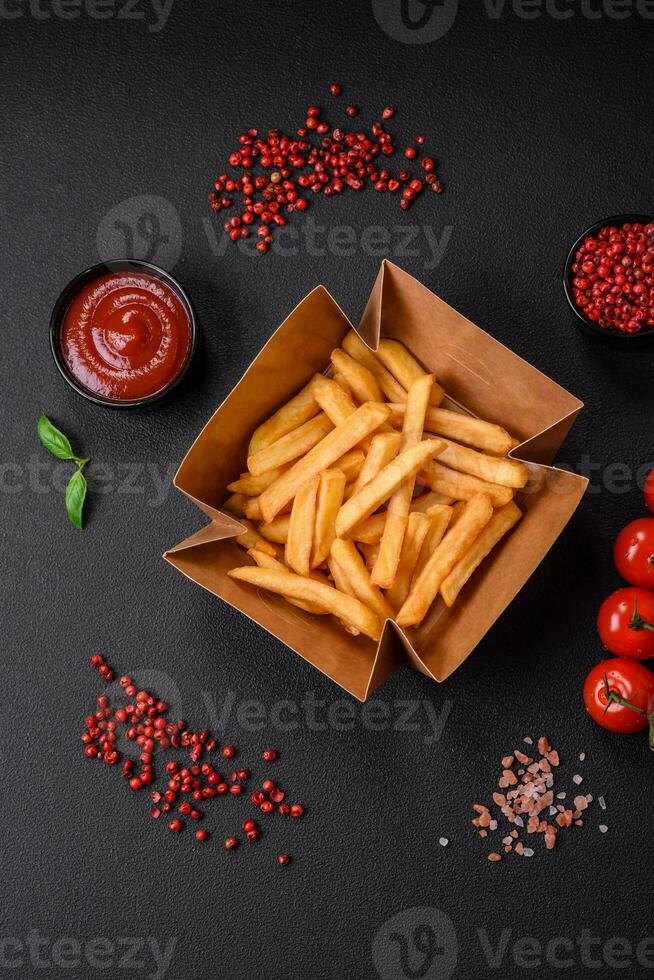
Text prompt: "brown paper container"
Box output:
[[165, 261, 587, 700]]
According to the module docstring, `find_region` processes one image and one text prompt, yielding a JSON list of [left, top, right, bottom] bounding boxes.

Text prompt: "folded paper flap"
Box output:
[[164, 513, 244, 556], [366, 261, 583, 443], [174, 285, 353, 509], [509, 406, 584, 468]]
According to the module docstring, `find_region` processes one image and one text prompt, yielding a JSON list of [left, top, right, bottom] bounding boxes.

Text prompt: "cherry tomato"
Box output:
[[645, 467, 654, 515], [597, 587, 654, 660], [614, 518, 654, 588], [583, 658, 654, 733]]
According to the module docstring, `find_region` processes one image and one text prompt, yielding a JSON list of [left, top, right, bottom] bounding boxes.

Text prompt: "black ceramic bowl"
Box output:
[[50, 259, 198, 408], [563, 214, 654, 346]]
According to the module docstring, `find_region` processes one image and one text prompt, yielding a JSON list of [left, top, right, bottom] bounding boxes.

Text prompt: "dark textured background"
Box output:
[[2, 1, 654, 977]]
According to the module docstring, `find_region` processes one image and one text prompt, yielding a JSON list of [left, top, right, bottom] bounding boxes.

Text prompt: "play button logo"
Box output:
[[372, 0, 459, 43], [372, 907, 458, 979]]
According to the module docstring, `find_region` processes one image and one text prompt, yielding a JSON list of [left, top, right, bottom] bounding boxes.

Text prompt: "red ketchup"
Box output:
[[61, 271, 192, 401]]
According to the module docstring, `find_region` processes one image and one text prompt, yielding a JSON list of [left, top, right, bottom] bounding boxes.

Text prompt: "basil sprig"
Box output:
[[37, 415, 91, 529]]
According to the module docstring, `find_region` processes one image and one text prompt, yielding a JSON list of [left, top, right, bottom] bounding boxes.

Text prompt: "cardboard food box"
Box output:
[[165, 262, 587, 700]]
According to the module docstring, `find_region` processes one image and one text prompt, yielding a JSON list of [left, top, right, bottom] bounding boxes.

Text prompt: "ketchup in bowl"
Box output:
[[53, 263, 195, 406]]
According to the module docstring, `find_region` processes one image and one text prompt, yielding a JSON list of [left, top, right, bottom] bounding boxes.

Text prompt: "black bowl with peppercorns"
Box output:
[[563, 214, 654, 346]]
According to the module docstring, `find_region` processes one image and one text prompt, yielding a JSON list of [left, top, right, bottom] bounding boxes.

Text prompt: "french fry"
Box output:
[[348, 432, 402, 498], [448, 501, 467, 528], [258, 514, 291, 544], [235, 518, 278, 557], [247, 413, 333, 476], [335, 449, 366, 484], [411, 504, 453, 584], [244, 496, 263, 521], [376, 339, 444, 407], [309, 373, 358, 425], [418, 460, 514, 508], [359, 542, 381, 572], [330, 348, 384, 403], [311, 469, 347, 568], [388, 403, 515, 456], [351, 512, 387, 545], [286, 475, 320, 576], [396, 493, 493, 627], [326, 556, 361, 635], [342, 330, 407, 402], [228, 566, 382, 641], [330, 539, 395, 623], [336, 438, 445, 538], [440, 501, 522, 607], [260, 401, 392, 523], [248, 382, 320, 456], [410, 490, 454, 512], [387, 512, 432, 610], [248, 549, 327, 614], [224, 493, 247, 517], [437, 439, 529, 489], [227, 465, 288, 496], [333, 372, 353, 397], [372, 374, 434, 589]]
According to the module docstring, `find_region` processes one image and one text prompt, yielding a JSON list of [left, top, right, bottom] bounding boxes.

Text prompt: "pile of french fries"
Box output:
[[225, 331, 527, 643]]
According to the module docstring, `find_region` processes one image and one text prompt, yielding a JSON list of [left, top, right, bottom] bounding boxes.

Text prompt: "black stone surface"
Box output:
[[2, 2, 654, 977]]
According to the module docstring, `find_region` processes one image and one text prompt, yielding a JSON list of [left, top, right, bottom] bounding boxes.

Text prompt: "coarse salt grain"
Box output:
[[572, 774, 583, 785], [523, 848, 534, 857], [599, 825, 608, 834], [439, 837, 449, 847], [599, 796, 606, 810], [523, 737, 533, 745], [579, 752, 586, 762], [489, 819, 498, 831], [557, 792, 566, 799]]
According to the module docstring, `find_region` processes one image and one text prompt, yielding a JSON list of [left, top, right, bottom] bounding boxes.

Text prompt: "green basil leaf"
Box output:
[[38, 415, 77, 462], [65, 469, 87, 530]]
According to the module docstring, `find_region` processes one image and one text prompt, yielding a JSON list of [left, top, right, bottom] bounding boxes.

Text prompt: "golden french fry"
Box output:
[[418, 460, 514, 508], [387, 512, 432, 610], [330, 348, 384, 403], [437, 439, 528, 489], [448, 501, 467, 528], [247, 413, 333, 476], [348, 432, 403, 499], [396, 493, 493, 627], [440, 501, 522, 607], [311, 469, 347, 568], [331, 449, 364, 484], [333, 371, 352, 395], [286, 475, 320, 576], [388, 404, 515, 456], [410, 490, 454, 511], [244, 496, 263, 521], [248, 549, 327, 614], [227, 466, 288, 496], [336, 438, 445, 539], [224, 493, 247, 517], [376, 339, 444, 406], [359, 541, 381, 572], [372, 375, 434, 589], [260, 402, 392, 523], [351, 511, 387, 545], [235, 519, 278, 557], [325, 557, 361, 635], [228, 566, 382, 641], [411, 504, 453, 584], [309, 373, 358, 425], [330, 539, 395, 623], [248, 383, 320, 456], [342, 330, 407, 402], [258, 514, 291, 544]]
